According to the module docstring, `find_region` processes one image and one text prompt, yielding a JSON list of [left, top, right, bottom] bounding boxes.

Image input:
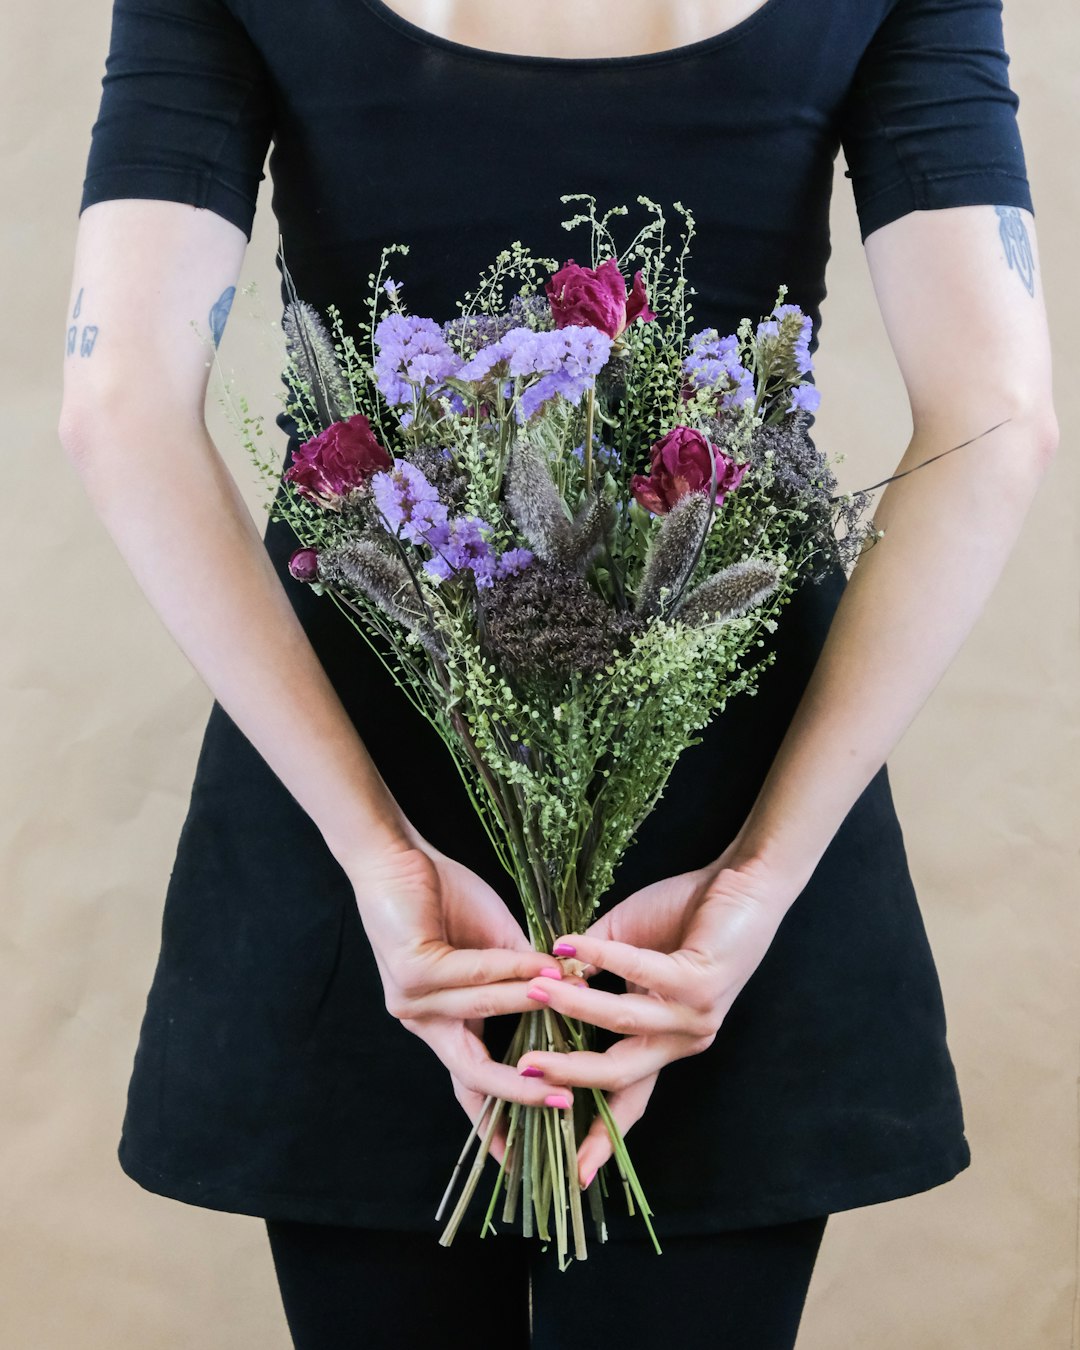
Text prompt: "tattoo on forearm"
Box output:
[[210, 286, 235, 348], [994, 206, 1035, 297], [66, 286, 99, 357]]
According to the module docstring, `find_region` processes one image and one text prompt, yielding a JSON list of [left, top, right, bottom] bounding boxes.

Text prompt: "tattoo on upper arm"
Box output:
[[210, 286, 235, 348], [66, 287, 99, 357], [994, 206, 1035, 297], [64, 284, 236, 359]]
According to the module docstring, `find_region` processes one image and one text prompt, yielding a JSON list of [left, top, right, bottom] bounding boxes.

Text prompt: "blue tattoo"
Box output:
[[995, 206, 1035, 297], [210, 286, 236, 348], [65, 288, 98, 357]]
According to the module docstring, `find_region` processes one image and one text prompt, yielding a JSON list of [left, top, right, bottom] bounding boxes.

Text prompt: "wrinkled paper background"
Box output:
[[3, 1, 1077, 1344]]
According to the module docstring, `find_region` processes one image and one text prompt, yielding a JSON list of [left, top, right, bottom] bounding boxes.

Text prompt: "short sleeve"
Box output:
[[837, 0, 1033, 243], [78, 0, 275, 242]]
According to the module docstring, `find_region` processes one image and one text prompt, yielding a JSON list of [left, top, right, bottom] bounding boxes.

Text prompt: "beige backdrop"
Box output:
[[3, 1, 1077, 1345]]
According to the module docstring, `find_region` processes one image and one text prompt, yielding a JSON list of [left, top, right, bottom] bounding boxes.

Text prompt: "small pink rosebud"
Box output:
[[288, 547, 320, 582]]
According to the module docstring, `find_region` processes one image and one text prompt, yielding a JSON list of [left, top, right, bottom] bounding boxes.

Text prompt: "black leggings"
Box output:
[[264, 1214, 829, 1349]]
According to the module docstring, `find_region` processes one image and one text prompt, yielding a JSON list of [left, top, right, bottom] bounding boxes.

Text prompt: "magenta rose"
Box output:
[[287, 547, 320, 582], [283, 413, 392, 510], [630, 425, 750, 515], [545, 257, 658, 339]]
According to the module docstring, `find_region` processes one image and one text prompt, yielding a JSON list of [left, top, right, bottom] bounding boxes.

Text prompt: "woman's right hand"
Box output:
[[344, 830, 579, 1161]]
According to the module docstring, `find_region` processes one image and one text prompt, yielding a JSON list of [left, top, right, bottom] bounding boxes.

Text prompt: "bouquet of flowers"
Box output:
[[229, 195, 879, 1267]]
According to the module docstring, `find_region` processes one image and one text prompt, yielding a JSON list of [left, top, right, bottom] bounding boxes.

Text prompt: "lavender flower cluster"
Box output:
[[370, 457, 533, 589], [683, 303, 821, 417], [457, 325, 613, 423], [372, 308, 613, 427], [682, 329, 756, 411]]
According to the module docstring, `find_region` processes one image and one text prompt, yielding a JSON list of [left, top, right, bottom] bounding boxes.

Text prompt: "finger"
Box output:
[[401, 968, 563, 1022], [524, 974, 705, 1038], [399, 945, 562, 995], [551, 933, 706, 1001], [517, 1031, 695, 1091], [576, 1071, 659, 1188], [411, 1017, 578, 1110]]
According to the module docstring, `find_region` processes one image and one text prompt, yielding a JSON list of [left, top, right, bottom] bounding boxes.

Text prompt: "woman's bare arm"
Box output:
[[727, 202, 1059, 893], [59, 199, 411, 868]]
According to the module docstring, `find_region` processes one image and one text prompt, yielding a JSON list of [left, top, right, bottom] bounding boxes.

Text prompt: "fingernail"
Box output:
[[519, 1065, 544, 1078], [583, 1168, 597, 1187], [538, 966, 563, 979], [544, 1094, 571, 1109], [527, 986, 551, 1004], [552, 942, 576, 957]]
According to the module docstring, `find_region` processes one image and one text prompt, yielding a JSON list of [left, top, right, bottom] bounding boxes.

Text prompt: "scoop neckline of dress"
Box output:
[[356, 0, 788, 68]]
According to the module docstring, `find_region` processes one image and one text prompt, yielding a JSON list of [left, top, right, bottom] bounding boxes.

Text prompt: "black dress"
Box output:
[[78, 0, 1033, 1240]]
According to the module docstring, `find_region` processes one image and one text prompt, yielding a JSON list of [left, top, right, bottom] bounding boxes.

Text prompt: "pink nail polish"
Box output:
[[544, 1094, 571, 1109], [519, 1065, 544, 1078], [583, 1168, 597, 1187], [527, 987, 550, 1004], [538, 966, 562, 979], [552, 942, 576, 957]]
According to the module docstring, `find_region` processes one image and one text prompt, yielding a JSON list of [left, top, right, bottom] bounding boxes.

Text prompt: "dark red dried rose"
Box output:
[[630, 425, 750, 515], [283, 413, 392, 510], [545, 257, 657, 339]]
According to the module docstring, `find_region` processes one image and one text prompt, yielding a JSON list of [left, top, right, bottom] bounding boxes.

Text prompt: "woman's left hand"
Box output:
[[515, 849, 803, 1187]]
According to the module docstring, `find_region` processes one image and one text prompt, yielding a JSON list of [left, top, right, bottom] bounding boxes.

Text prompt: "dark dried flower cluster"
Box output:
[[407, 441, 470, 510], [505, 291, 557, 331], [442, 291, 555, 356], [744, 414, 878, 580], [819, 490, 877, 578], [481, 560, 642, 684], [745, 412, 836, 504]]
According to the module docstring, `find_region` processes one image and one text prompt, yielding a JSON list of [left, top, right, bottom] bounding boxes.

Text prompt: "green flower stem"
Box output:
[[583, 383, 596, 496], [436, 1092, 506, 1247], [542, 1103, 566, 1259], [562, 1107, 588, 1260], [586, 1162, 608, 1239], [522, 1098, 535, 1240], [500, 1104, 525, 1225]]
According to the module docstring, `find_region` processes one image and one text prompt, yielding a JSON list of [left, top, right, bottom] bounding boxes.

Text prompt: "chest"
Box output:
[[365, 0, 775, 59]]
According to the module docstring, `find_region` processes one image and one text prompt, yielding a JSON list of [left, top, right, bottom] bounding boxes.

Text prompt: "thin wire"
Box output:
[[828, 417, 1013, 502]]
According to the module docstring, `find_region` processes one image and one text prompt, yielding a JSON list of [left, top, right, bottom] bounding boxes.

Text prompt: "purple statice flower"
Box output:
[[423, 515, 500, 588], [458, 325, 613, 423], [788, 382, 821, 414], [371, 459, 449, 544], [456, 329, 522, 382], [683, 328, 756, 411], [373, 313, 465, 407], [496, 546, 534, 578]]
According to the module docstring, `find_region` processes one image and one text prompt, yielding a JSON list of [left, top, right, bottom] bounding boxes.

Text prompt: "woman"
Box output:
[[62, 0, 1056, 1344]]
